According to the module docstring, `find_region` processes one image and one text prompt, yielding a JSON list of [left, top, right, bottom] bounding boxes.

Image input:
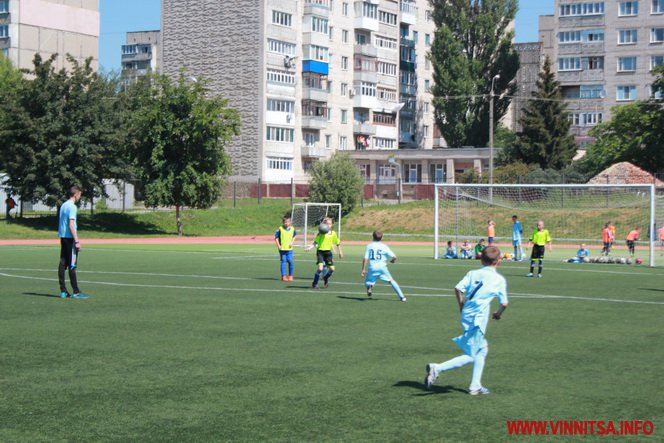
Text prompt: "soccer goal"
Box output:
[[291, 203, 342, 248], [434, 184, 658, 266]]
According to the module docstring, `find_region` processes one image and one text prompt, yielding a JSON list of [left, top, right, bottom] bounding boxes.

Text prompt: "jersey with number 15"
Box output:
[[364, 242, 395, 272]]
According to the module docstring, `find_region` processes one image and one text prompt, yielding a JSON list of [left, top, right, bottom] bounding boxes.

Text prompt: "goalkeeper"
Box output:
[[527, 220, 552, 278]]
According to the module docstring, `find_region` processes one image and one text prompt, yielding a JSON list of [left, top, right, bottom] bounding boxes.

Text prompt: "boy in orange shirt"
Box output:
[[487, 220, 496, 245], [601, 222, 612, 256], [625, 227, 640, 258]]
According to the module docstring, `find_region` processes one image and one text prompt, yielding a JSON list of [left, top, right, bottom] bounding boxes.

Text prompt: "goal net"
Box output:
[[434, 184, 657, 266], [291, 203, 342, 248]]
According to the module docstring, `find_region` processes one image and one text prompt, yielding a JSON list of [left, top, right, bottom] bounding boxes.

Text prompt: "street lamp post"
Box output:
[[489, 74, 500, 201]]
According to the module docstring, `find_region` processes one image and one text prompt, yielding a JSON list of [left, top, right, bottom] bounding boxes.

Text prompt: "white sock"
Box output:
[[435, 354, 474, 375], [470, 347, 488, 390]]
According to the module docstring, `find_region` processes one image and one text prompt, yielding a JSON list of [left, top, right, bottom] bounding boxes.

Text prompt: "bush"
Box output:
[[308, 153, 364, 216]]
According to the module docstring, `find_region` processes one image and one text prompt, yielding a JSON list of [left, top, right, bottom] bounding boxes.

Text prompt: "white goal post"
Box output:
[[291, 203, 342, 248], [434, 183, 658, 267]]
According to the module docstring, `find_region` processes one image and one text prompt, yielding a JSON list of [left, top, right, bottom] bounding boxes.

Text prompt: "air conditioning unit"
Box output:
[[349, 88, 356, 97]]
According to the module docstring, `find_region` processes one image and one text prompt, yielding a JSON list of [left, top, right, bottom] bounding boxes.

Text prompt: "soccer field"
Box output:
[[1, 243, 662, 442]]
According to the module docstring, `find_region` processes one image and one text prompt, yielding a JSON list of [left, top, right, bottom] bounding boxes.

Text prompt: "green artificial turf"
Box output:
[[1, 244, 662, 442]]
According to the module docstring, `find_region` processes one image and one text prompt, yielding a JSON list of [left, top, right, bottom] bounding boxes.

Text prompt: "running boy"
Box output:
[[511, 215, 523, 261], [306, 217, 343, 288], [425, 246, 508, 394], [527, 220, 552, 278], [625, 227, 640, 258], [275, 216, 296, 281], [360, 231, 406, 302]]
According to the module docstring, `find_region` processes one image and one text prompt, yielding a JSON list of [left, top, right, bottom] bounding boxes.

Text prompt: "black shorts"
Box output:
[[316, 250, 334, 267], [626, 240, 635, 249], [531, 245, 545, 259]]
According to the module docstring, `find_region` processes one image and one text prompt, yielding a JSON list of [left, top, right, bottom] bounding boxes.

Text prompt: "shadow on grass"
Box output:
[[23, 292, 60, 299], [393, 380, 468, 396], [11, 212, 167, 236], [638, 288, 664, 292], [338, 295, 375, 302]]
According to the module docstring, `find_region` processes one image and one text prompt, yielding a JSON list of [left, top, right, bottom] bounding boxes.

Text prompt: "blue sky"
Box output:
[[99, 0, 554, 73]]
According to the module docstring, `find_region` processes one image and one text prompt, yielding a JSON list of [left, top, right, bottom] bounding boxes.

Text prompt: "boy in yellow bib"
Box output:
[[275, 216, 297, 281], [306, 217, 343, 288]]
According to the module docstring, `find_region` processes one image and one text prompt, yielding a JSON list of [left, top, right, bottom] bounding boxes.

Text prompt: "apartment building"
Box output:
[[541, 0, 664, 146], [162, 0, 489, 184], [121, 30, 160, 84], [0, 0, 99, 71]]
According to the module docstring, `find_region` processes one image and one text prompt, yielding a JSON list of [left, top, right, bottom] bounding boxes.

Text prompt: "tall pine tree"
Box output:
[[514, 56, 576, 169], [429, 0, 519, 148]]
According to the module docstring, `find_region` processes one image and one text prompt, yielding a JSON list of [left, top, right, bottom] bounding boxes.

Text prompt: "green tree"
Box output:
[[514, 56, 577, 169], [429, 0, 519, 148], [0, 54, 22, 91], [127, 73, 240, 235], [308, 153, 364, 216], [584, 65, 664, 174], [0, 54, 127, 207]]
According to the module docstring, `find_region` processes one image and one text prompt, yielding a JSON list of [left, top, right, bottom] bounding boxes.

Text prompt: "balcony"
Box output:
[[400, 60, 416, 71], [304, 0, 330, 17], [354, 122, 377, 135], [353, 94, 378, 109], [558, 42, 604, 55], [302, 116, 328, 130], [559, 15, 605, 28], [400, 84, 417, 96], [400, 1, 417, 25], [354, 16, 379, 32], [354, 44, 378, 57], [301, 144, 327, 158], [121, 52, 152, 63], [557, 69, 604, 83], [302, 87, 328, 102]]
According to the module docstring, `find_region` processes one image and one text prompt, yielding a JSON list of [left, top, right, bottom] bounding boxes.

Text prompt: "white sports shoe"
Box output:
[[425, 364, 438, 390], [400, 297, 407, 302], [527, 273, 534, 277], [469, 386, 491, 395]]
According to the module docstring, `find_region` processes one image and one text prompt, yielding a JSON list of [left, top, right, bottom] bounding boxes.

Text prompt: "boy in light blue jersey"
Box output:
[[425, 246, 508, 395], [57, 185, 89, 300], [360, 231, 406, 302], [567, 243, 589, 263], [512, 215, 524, 261]]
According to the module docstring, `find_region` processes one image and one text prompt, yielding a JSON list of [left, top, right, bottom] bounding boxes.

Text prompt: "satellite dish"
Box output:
[[599, 89, 607, 99]]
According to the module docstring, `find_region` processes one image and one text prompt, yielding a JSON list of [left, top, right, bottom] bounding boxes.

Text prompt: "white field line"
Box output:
[[1, 269, 663, 306]]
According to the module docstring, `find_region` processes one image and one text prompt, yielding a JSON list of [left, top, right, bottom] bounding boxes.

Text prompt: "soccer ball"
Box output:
[[318, 223, 330, 234], [619, 257, 627, 264], [582, 257, 590, 263], [626, 258, 633, 265], [635, 258, 643, 265]]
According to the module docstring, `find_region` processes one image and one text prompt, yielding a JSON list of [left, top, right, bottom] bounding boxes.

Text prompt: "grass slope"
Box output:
[[1, 243, 662, 441]]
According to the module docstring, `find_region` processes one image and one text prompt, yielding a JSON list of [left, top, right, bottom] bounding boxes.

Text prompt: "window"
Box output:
[[423, 125, 429, 137], [652, 28, 664, 42], [378, 164, 397, 181], [341, 83, 348, 96], [325, 134, 332, 149], [587, 56, 604, 69], [378, 87, 397, 102], [303, 72, 327, 89], [302, 100, 328, 118], [374, 35, 398, 50], [618, 29, 638, 44], [412, 31, 418, 44], [651, 55, 664, 69], [430, 164, 445, 184], [560, 31, 582, 43], [425, 9, 432, 21], [377, 61, 397, 76], [0, 25, 8, 38], [373, 112, 395, 126], [646, 84, 663, 99], [569, 112, 603, 126], [424, 80, 431, 92], [403, 164, 421, 183], [272, 10, 292, 27], [341, 109, 348, 123], [342, 2, 348, 16], [359, 82, 376, 96], [267, 69, 295, 85], [311, 16, 329, 34], [303, 132, 318, 147], [341, 56, 349, 70], [559, 2, 605, 16], [559, 57, 581, 71], [267, 157, 293, 171], [359, 164, 370, 179], [303, 45, 329, 61], [423, 102, 429, 113], [267, 98, 295, 113], [618, 56, 637, 72], [616, 85, 637, 101], [267, 127, 295, 142], [654, 0, 664, 13], [619, 1, 639, 16], [374, 138, 396, 149], [580, 85, 605, 98], [378, 10, 397, 25], [355, 56, 376, 72], [268, 39, 296, 56], [584, 29, 604, 41], [342, 29, 349, 43], [327, 107, 333, 121], [0, 0, 8, 13], [339, 136, 348, 150], [355, 2, 378, 19]]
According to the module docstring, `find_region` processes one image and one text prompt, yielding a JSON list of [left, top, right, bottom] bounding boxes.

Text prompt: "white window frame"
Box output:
[[652, 28, 664, 43], [617, 56, 637, 72], [272, 10, 293, 27], [268, 39, 296, 56], [618, 29, 638, 44], [619, 1, 639, 16], [616, 85, 637, 101]]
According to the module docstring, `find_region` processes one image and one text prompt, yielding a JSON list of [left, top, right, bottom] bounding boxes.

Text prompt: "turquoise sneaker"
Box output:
[[60, 291, 70, 299], [71, 293, 89, 300]]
